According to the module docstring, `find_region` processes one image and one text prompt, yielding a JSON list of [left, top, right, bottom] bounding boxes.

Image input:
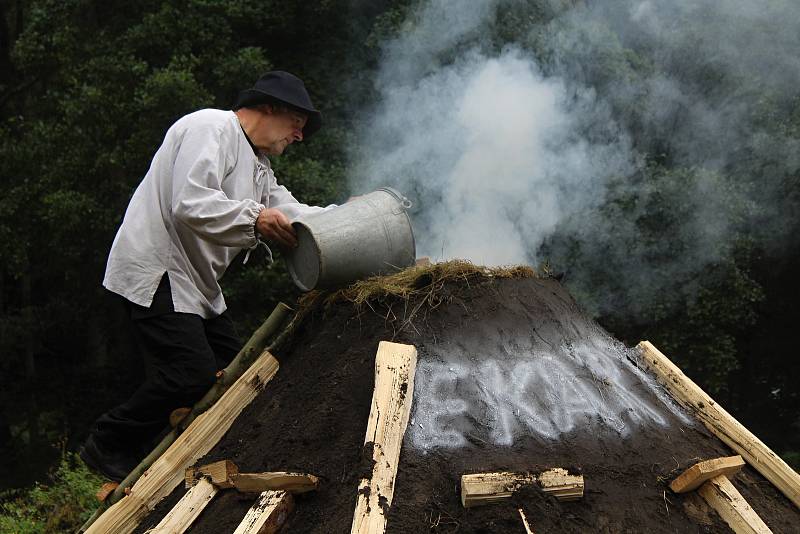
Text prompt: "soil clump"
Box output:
[[133, 266, 800, 533]]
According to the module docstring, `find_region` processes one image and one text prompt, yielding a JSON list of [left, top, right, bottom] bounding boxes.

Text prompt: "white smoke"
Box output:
[[354, 45, 635, 264], [350, 0, 800, 314]]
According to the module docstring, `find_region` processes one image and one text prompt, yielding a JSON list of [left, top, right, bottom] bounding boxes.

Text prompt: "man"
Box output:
[[80, 71, 331, 481]]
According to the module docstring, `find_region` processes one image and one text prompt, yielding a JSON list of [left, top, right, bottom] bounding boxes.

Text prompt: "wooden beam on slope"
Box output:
[[232, 490, 294, 534], [232, 472, 320, 494], [84, 350, 280, 534], [698, 475, 773, 534], [637, 341, 800, 509], [350, 341, 418, 534], [149, 477, 218, 534], [186, 460, 319, 494], [670, 455, 745, 494], [185, 460, 239, 489], [461, 469, 584, 508]]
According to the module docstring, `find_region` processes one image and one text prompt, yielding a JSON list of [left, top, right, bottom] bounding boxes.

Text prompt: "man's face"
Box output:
[[254, 107, 308, 156]]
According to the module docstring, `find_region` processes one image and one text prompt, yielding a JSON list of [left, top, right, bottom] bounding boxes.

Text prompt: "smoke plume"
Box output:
[[351, 0, 800, 317]]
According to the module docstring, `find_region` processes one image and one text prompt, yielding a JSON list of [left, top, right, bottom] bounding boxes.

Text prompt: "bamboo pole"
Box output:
[[77, 302, 292, 533]]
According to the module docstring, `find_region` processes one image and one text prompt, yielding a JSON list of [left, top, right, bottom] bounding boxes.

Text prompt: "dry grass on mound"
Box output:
[[299, 260, 537, 309], [292, 260, 538, 339]]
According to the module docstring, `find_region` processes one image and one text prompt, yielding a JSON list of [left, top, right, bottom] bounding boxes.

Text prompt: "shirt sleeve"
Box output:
[[264, 168, 337, 221], [171, 122, 264, 248]]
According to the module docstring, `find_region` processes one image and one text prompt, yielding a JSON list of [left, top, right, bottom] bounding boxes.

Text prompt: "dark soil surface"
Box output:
[[133, 275, 800, 533]]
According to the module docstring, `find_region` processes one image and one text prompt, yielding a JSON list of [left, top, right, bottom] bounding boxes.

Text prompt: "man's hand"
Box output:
[[256, 208, 297, 248]]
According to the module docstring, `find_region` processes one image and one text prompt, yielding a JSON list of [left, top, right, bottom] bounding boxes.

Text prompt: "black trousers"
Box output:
[[91, 275, 240, 454]]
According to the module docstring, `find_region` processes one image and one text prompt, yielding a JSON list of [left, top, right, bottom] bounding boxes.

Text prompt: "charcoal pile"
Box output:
[[128, 262, 799, 533]]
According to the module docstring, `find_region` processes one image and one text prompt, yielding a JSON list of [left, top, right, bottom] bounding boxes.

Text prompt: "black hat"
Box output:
[[234, 71, 322, 139]]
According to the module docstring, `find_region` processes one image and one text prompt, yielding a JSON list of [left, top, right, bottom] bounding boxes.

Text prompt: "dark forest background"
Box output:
[[1, 0, 798, 506]]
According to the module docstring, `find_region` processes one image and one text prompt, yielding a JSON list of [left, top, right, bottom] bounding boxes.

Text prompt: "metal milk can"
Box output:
[[285, 187, 416, 291]]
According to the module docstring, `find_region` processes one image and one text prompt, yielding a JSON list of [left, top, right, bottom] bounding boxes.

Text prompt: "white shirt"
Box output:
[[103, 109, 329, 318]]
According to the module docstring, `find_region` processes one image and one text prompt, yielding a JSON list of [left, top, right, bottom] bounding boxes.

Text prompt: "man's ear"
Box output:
[[257, 104, 276, 115]]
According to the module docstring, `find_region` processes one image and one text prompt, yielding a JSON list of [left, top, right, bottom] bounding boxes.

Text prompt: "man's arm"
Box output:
[[263, 169, 336, 222], [171, 122, 263, 248]]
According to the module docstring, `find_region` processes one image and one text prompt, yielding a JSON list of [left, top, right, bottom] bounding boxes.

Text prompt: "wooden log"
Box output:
[[537, 468, 584, 501], [83, 350, 280, 534], [232, 490, 294, 534], [350, 341, 418, 534], [185, 460, 239, 489], [148, 477, 217, 534], [461, 469, 584, 507], [697, 475, 773, 534], [670, 455, 745, 494], [232, 472, 320, 494], [461, 472, 535, 508], [637, 341, 800, 509]]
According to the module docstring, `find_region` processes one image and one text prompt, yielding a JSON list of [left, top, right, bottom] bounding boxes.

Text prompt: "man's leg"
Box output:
[[91, 313, 219, 449], [204, 311, 242, 370], [82, 278, 220, 481]]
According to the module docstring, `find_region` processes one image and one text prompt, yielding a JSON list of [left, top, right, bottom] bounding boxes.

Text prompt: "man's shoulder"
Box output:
[[174, 108, 236, 131]]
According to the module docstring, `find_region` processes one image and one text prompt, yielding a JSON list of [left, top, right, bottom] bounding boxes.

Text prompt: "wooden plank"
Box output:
[[185, 459, 239, 489], [232, 490, 294, 534], [461, 469, 583, 507], [670, 455, 745, 494], [637, 341, 800, 509], [149, 477, 218, 534], [232, 472, 320, 494], [698, 475, 773, 534], [85, 350, 280, 534], [350, 341, 418, 534]]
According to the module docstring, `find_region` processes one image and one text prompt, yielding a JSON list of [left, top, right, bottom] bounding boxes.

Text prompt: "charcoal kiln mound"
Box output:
[[133, 262, 800, 533]]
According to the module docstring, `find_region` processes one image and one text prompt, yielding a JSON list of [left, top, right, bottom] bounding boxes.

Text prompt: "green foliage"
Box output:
[[0, 453, 102, 534]]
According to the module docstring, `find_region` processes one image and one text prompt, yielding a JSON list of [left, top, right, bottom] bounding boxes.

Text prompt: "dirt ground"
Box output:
[[133, 273, 800, 533]]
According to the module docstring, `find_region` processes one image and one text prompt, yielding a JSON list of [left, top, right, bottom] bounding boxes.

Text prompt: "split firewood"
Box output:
[[461, 468, 584, 508], [350, 341, 418, 534], [186, 460, 319, 494], [698, 475, 772, 534], [84, 349, 282, 534], [232, 472, 320, 494], [149, 477, 218, 534], [185, 459, 239, 489], [670, 455, 745, 494], [537, 468, 584, 501], [637, 341, 800, 508], [232, 490, 294, 534], [670, 456, 772, 533]]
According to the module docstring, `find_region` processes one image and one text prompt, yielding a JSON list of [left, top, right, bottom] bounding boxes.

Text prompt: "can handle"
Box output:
[[379, 186, 413, 213]]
